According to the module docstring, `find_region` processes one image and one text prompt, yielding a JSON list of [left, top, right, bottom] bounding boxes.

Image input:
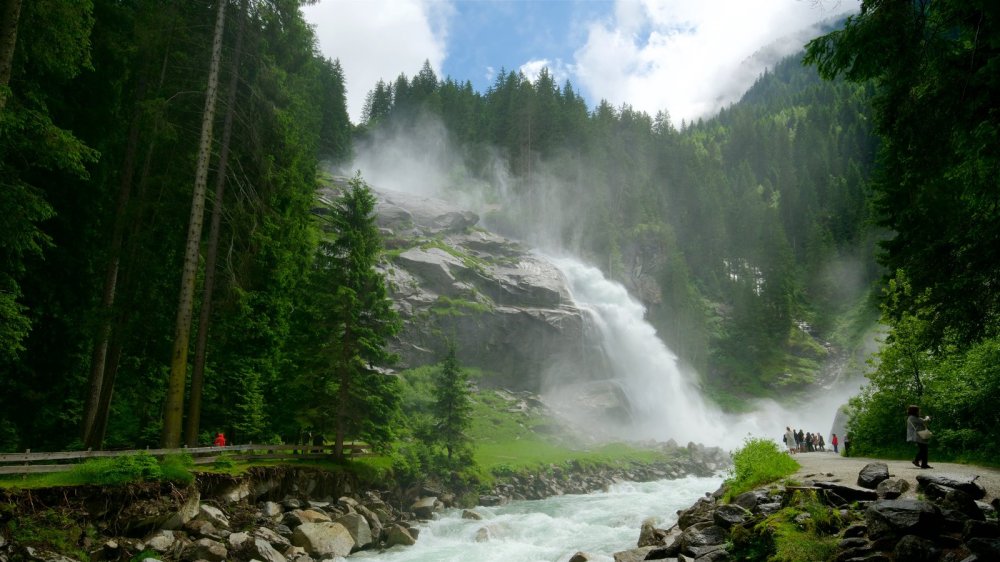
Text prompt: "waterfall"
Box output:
[[545, 255, 866, 450], [547, 256, 731, 445]]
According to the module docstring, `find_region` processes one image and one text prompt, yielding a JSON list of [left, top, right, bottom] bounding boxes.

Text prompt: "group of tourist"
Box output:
[[782, 427, 844, 454]]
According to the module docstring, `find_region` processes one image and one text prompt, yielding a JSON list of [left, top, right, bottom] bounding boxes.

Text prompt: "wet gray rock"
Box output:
[[637, 518, 669, 547], [875, 478, 910, 500], [814, 481, 879, 503], [857, 462, 890, 489], [332, 512, 373, 550], [410, 497, 439, 519], [290, 522, 354, 558], [386, 525, 416, 547], [680, 524, 728, 555], [713, 504, 752, 529], [678, 498, 716, 530], [185, 538, 227, 562], [247, 538, 287, 562], [892, 534, 938, 562], [462, 509, 484, 521], [916, 473, 987, 500], [866, 499, 942, 539], [611, 546, 657, 562]]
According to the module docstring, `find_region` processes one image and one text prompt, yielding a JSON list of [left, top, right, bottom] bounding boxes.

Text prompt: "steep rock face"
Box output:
[[318, 180, 601, 390]]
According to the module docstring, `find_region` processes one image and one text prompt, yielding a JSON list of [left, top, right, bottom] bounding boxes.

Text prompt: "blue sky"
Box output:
[[303, 0, 858, 126]]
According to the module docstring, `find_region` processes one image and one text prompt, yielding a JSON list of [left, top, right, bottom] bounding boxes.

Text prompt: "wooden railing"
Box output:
[[0, 443, 371, 475]]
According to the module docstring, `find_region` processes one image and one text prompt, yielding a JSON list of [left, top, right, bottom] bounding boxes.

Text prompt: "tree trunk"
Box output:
[[334, 327, 352, 459], [162, 0, 227, 448], [185, 0, 248, 447], [0, 0, 23, 111], [81, 86, 144, 449]]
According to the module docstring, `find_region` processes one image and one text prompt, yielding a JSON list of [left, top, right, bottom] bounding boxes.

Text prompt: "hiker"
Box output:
[[831, 433, 839, 454], [213, 432, 226, 447], [906, 404, 933, 469]]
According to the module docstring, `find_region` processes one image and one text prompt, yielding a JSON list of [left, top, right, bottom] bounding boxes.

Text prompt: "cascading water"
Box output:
[[543, 255, 866, 450], [354, 475, 723, 562], [546, 256, 731, 445]]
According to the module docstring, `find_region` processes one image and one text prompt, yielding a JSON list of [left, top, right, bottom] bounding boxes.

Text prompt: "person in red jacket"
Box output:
[[831, 433, 839, 454], [213, 432, 226, 447]]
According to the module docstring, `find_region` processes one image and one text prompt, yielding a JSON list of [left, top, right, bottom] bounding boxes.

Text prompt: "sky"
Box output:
[[302, 0, 858, 126]]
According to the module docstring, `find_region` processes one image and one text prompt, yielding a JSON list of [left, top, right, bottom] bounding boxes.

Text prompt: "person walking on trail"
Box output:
[[843, 433, 851, 456], [213, 432, 226, 447], [907, 404, 933, 469], [831, 433, 839, 454]]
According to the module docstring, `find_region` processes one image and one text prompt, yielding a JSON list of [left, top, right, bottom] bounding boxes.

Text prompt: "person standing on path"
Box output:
[[784, 426, 797, 454], [831, 433, 839, 454], [907, 405, 933, 469]]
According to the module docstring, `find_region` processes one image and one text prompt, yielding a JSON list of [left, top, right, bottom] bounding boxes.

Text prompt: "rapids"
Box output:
[[354, 474, 723, 562]]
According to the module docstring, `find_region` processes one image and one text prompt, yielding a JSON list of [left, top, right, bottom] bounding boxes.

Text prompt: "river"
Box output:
[[354, 474, 723, 562]]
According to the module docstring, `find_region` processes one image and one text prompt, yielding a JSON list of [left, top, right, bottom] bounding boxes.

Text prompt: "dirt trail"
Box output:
[[789, 451, 1000, 502]]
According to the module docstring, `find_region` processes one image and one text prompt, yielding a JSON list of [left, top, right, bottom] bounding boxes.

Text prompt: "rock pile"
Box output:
[[1, 479, 420, 562], [611, 462, 1000, 562]]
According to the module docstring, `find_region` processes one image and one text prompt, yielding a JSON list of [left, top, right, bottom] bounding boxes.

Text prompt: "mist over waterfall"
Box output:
[[543, 255, 866, 451], [546, 256, 731, 446], [342, 121, 867, 452]]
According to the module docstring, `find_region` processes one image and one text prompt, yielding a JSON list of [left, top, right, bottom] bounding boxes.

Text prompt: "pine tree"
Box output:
[[432, 343, 472, 465], [297, 174, 401, 458]]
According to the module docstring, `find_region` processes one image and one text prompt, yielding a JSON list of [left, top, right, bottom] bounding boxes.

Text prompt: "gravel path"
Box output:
[[789, 451, 1000, 502]]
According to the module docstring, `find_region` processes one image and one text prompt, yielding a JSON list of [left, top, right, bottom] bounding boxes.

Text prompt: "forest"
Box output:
[[1, 0, 997, 466]]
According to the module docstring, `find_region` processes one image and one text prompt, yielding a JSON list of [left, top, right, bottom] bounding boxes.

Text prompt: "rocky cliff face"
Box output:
[[318, 179, 603, 391]]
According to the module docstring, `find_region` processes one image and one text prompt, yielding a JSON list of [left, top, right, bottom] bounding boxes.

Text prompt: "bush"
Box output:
[[158, 453, 195, 484], [70, 452, 162, 486], [66, 452, 196, 486], [724, 437, 799, 501]]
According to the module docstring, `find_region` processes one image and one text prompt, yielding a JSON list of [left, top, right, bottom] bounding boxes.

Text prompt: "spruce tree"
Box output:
[[297, 173, 401, 458], [432, 343, 472, 465]]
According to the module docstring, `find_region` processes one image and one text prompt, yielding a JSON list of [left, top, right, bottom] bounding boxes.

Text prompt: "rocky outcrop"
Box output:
[[626, 466, 999, 562], [319, 179, 606, 393]]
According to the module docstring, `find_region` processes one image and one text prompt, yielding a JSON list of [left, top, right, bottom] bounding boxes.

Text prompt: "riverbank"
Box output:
[[0, 443, 730, 562], [615, 451, 1000, 562]]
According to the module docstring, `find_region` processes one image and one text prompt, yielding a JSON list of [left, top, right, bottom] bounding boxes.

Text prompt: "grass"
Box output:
[[723, 436, 799, 501], [0, 452, 195, 490], [467, 390, 675, 480]]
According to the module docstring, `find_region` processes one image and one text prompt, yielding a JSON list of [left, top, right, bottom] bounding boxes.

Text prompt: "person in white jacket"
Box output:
[[906, 404, 932, 469]]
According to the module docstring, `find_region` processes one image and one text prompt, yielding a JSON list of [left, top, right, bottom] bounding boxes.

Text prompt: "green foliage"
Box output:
[[848, 334, 1000, 465], [158, 453, 195, 485], [430, 344, 474, 468], [806, 0, 1000, 345], [724, 437, 799, 500], [8, 509, 92, 561], [292, 174, 401, 454], [730, 490, 843, 562]]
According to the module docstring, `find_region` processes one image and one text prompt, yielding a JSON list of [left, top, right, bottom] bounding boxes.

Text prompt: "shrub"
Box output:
[[724, 437, 799, 501], [69, 452, 162, 486], [158, 453, 195, 484]]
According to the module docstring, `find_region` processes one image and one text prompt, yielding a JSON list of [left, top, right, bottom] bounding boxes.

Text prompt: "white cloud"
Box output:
[[302, 0, 453, 123], [572, 0, 858, 126], [518, 58, 571, 85]]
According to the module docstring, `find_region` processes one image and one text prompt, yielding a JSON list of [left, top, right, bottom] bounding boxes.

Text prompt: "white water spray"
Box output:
[[548, 257, 730, 445], [546, 255, 865, 450]]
